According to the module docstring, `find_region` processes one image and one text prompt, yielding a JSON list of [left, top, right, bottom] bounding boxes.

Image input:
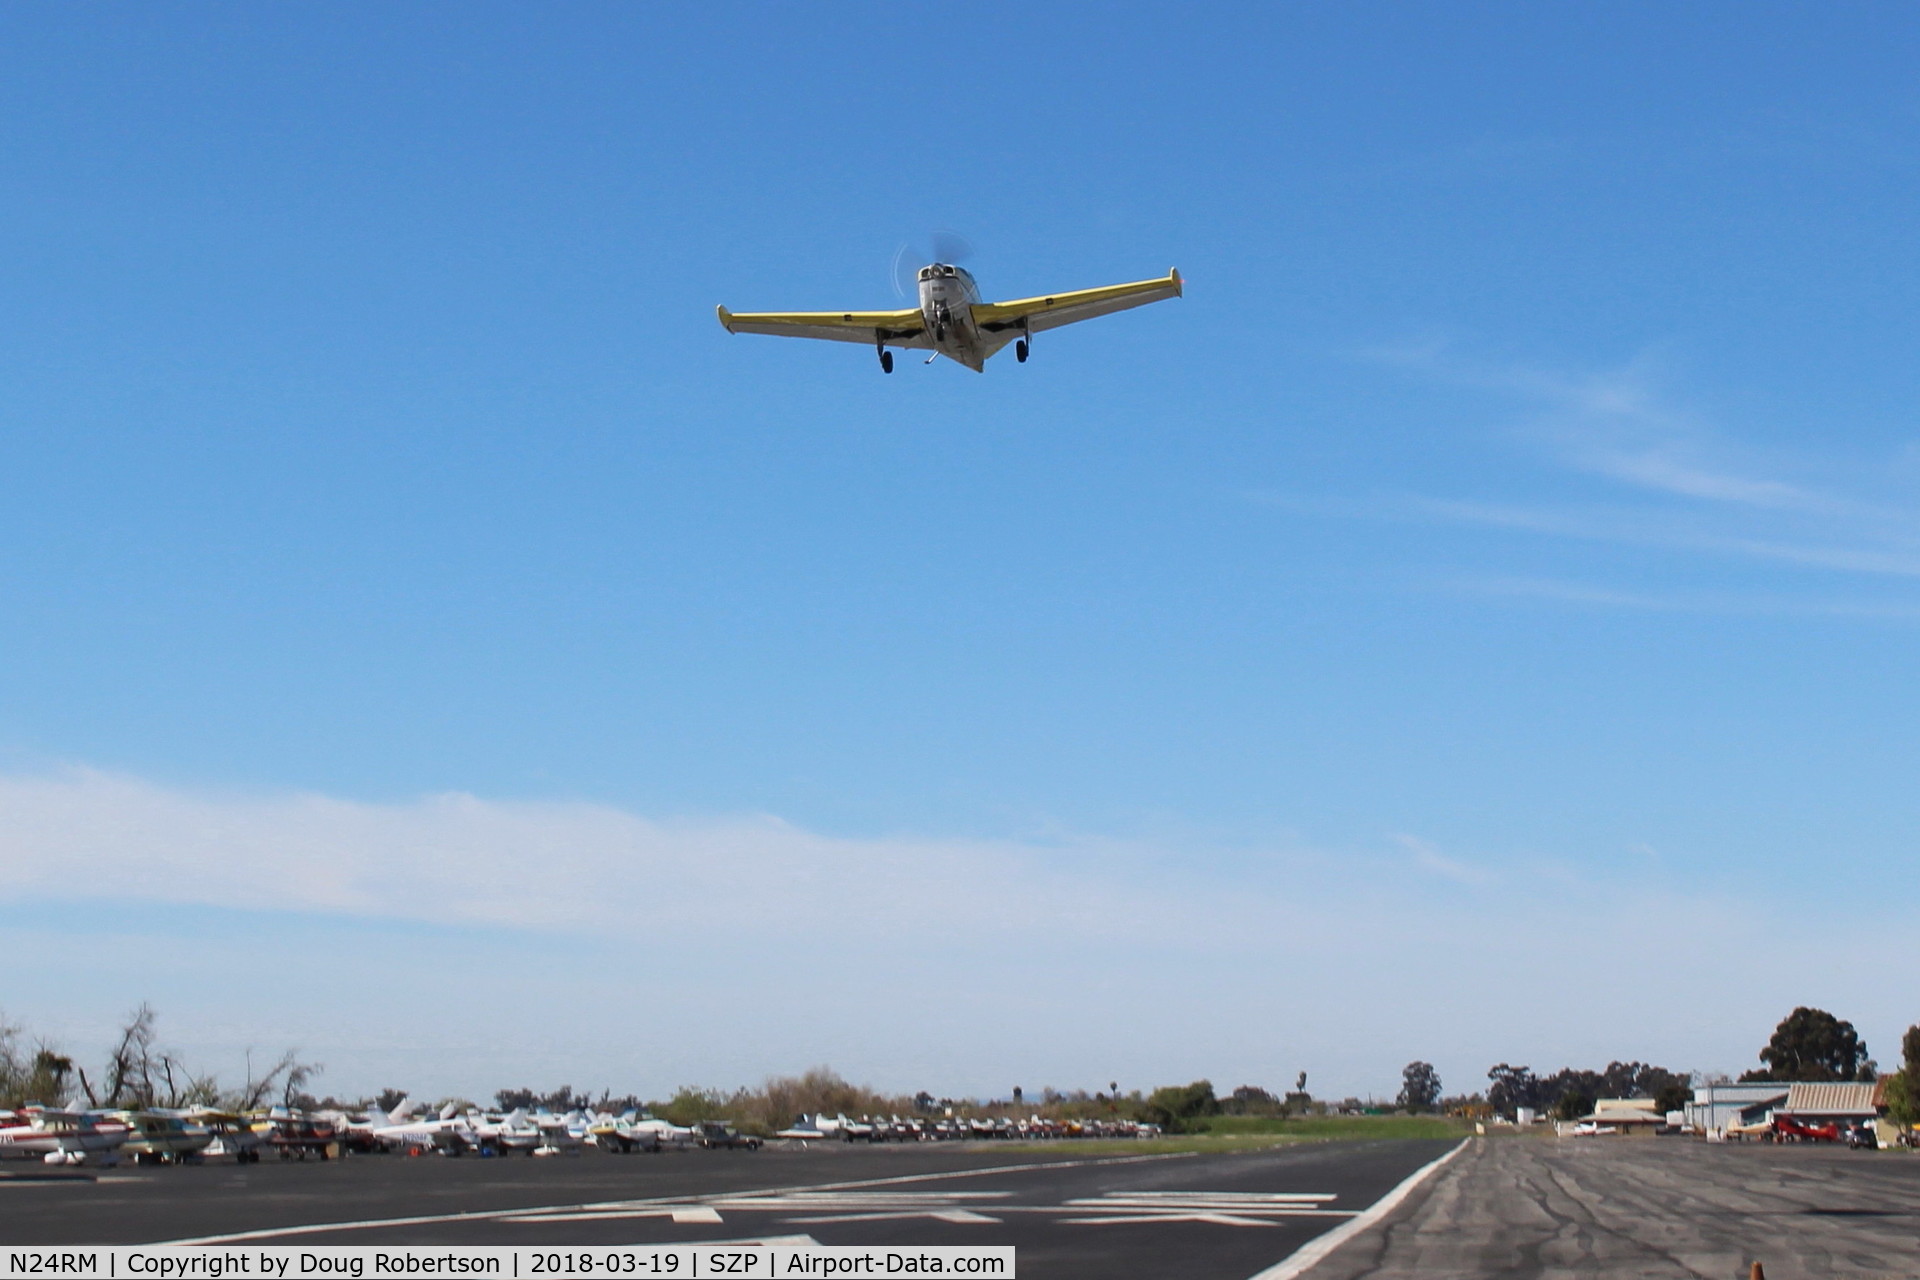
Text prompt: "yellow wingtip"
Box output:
[[715, 304, 734, 333], [1170, 268, 1183, 297]]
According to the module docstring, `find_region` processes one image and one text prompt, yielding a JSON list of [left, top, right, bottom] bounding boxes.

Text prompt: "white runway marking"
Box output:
[[1245, 1138, 1470, 1280], [784, 1210, 1003, 1225], [704, 1191, 1009, 1225], [1057, 1191, 1355, 1227], [1060, 1212, 1298, 1228], [159, 1149, 1195, 1245], [508, 1207, 724, 1224], [510, 1191, 1016, 1228]]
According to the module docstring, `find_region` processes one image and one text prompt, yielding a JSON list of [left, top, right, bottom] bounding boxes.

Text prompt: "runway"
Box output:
[[1306, 1135, 1920, 1280], [0, 1139, 1459, 1280]]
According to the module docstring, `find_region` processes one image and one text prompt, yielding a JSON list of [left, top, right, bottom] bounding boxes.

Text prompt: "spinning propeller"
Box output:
[[890, 230, 975, 300]]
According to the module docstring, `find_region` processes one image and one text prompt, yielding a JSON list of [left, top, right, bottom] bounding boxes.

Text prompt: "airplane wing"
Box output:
[[715, 306, 933, 349], [971, 270, 1182, 337]]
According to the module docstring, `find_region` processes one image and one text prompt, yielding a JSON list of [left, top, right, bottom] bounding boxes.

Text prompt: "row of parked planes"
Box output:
[[0, 1100, 1164, 1166]]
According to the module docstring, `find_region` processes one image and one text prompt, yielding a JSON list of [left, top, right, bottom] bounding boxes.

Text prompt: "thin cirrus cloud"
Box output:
[[1432, 572, 1920, 619], [1291, 342, 1920, 600], [1391, 833, 1491, 885]]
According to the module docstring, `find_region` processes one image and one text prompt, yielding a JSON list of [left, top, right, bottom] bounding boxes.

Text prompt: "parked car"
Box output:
[[697, 1122, 763, 1150]]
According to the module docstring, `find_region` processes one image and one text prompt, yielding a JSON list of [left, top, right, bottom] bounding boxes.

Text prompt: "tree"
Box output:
[[1397, 1062, 1441, 1113], [1884, 1025, 1920, 1137], [226, 1048, 322, 1111], [1652, 1077, 1692, 1115], [495, 1085, 596, 1113], [0, 1018, 77, 1108], [1742, 1007, 1872, 1082], [1224, 1085, 1280, 1116], [1486, 1064, 1539, 1118], [1554, 1088, 1592, 1122], [1144, 1080, 1220, 1133]]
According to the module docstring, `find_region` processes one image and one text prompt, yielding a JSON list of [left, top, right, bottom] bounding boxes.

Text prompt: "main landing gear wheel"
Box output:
[[879, 350, 893, 374], [1016, 339, 1029, 363]]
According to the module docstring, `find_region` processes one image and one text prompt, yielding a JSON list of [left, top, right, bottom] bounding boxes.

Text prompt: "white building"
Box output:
[[1685, 1081, 1788, 1136]]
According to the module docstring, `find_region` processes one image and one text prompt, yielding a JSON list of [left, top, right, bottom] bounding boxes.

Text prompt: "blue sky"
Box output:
[[3, 4, 1917, 1102]]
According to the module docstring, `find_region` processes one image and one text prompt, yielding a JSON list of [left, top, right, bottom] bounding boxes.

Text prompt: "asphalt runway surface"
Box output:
[[1309, 1136, 1920, 1280], [1, 1139, 1458, 1280]]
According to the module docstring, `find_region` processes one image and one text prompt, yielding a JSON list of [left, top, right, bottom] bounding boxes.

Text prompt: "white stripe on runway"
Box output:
[[160, 1149, 1196, 1245], [1244, 1139, 1470, 1280]]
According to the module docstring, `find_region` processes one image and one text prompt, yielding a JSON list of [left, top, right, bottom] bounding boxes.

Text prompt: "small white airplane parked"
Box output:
[[773, 1115, 828, 1140], [633, 1114, 697, 1149], [596, 1112, 697, 1151], [183, 1107, 271, 1163], [776, 1113, 872, 1141], [527, 1110, 592, 1156], [469, 1109, 542, 1155], [366, 1098, 478, 1154], [588, 1112, 652, 1153], [117, 1110, 213, 1164], [0, 1108, 131, 1165], [719, 262, 1182, 373]]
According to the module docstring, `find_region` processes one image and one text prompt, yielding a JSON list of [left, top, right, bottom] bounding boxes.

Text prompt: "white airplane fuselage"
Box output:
[[0, 1111, 131, 1164], [917, 264, 1006, 372]]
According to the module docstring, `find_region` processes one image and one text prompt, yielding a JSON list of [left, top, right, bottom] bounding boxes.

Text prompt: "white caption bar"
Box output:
[[1, 1247, 1014, 1279]]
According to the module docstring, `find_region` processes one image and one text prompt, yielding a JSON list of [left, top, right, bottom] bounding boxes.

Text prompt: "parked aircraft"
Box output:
[[117, 1110, 212, 1163], [470, 1109, 541, 1155], [262, 1107, 339, 1160], [777, 1113, 875, 1141], [773, 1115, 829, 1140], [0, 1107, 131, 1165], [529, 1110, 590, 1156], [590, 1111, 694, 1152], [185, 1108, 271, 1163], [366, 1099, 479, 1154], [1774, 1116, 1842, 1142], [588, 1113, 658, 1153]]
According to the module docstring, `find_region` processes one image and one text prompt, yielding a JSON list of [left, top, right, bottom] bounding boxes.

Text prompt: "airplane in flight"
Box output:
[[717, 262, 1182, 373]]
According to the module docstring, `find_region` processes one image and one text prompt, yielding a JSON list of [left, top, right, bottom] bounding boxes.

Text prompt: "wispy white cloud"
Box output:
[[1392, 833, 1491, 885], [1440, 572, 1920, 618], [1330, 343, 1920, 595]]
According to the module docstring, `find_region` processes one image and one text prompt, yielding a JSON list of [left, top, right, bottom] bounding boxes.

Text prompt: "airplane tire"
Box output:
[[880, 351, 893, 374], [1016, 340, 1028, 363]]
